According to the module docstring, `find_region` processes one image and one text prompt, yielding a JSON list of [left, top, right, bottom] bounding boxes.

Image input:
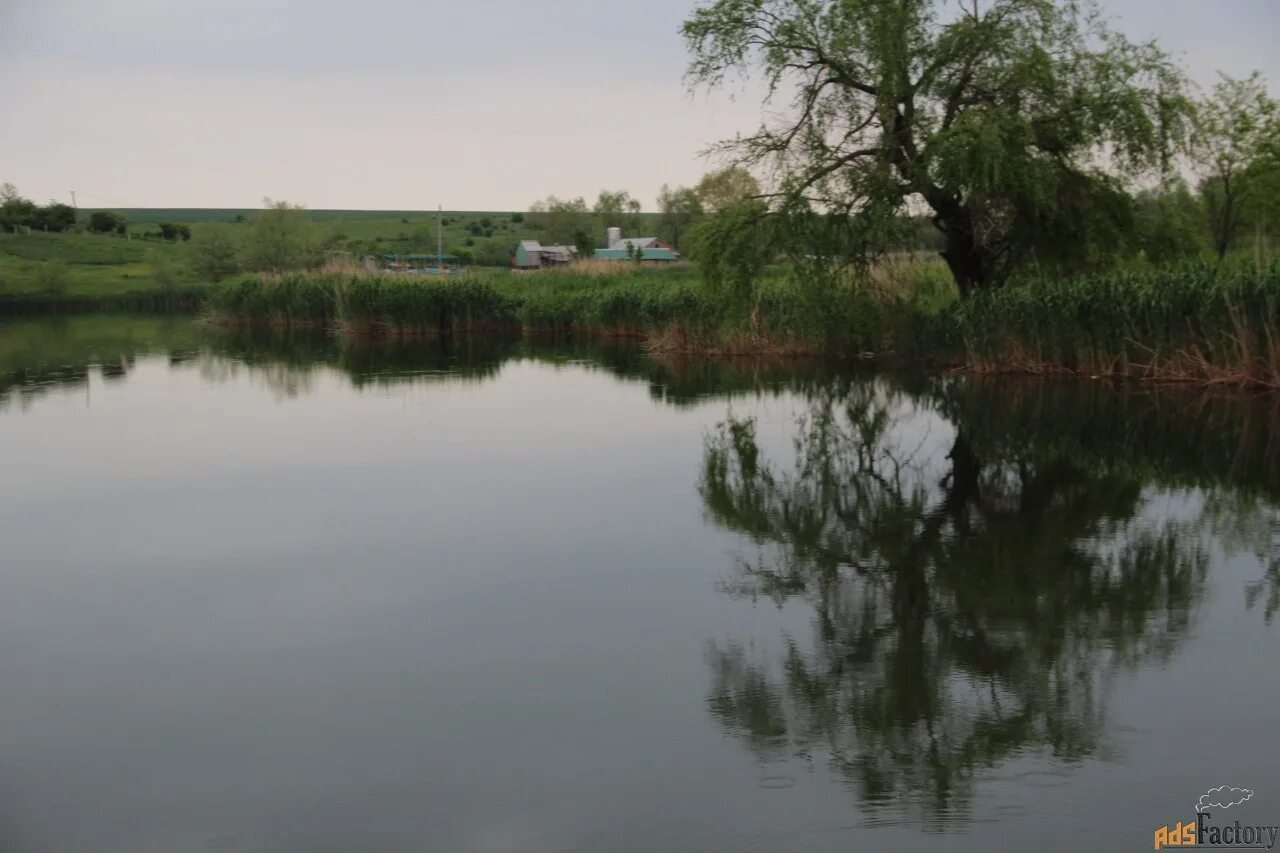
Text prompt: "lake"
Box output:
[[1, 316, 1278, 853]]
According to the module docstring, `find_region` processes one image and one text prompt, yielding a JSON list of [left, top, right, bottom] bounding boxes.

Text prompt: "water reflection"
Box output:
[[2, 316, 1280, 850], [0, 316, 853, 411], [698, 377, 1278, 825]]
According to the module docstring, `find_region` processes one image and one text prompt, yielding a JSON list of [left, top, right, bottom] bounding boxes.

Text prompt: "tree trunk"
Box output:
[[938, 220, 990, 299]]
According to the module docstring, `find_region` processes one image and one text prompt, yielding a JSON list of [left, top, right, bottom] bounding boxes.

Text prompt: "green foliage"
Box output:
[[157, 222, 192, 242], [0, 233, 145, 265], [528, 196, 591, 246], [0, 190, 37, 232], [656, 184, 704, 250], [944, 261, 1280, 384], [203, 257, 1280, 386], [87, 211, 125, 234], [1133, 182, 1208, 265], [682, 0, 1194, 295], [34, 260, 70, 295], [209, 267, 716, 338], [694, 167, 759, 213], [472, 240, 513, 267], [1195, 73, 1279, 259], [243, 199, 321, 273], [593, 190, 642, 232], [150, 252, 180, 292], [688, 200, 777, 305], [27, 203, 77, 233]]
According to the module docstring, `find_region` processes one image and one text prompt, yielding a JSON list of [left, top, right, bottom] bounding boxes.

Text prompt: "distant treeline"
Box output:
[[0, 184, 77, 233]]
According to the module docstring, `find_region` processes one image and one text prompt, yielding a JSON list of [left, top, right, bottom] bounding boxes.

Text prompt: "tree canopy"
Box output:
[[682, 0, 1193, 295], [243, 199, 320, 273], [528, 195, 591, 246], [592, 189, 642, 233], [695, 166, 761, 212], [87, 211, 125, 234], [1194, 73, 1279, 260], [656, 184, 704, 249], [0, 185, 77, 233]]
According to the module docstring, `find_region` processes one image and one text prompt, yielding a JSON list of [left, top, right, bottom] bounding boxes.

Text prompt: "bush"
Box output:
[[192, 228, 240, 282], [150, 253, 180, 292], [243, 200, 320, 272], [30, 203, 77, 233], [158, 222, 191, 241], [88, 211, 125, 233], [35, 260, 70, 294]]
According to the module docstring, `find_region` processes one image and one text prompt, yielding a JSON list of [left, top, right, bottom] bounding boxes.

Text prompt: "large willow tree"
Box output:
[[682, 0, 1191, 295]]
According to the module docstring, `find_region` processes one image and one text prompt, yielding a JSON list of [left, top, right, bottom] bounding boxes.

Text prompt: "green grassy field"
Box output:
[[2, 208, 669, 299], [90, 207, 666, 262], [0, 232, 194, 297]]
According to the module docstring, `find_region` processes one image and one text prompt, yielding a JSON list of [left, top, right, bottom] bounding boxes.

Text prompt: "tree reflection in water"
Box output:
[[699, 378, 1213, 823]]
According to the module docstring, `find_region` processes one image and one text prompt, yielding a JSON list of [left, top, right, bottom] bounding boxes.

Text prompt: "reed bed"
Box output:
[[947, 262, 1280, 388], [206, 262, 1280, 388]]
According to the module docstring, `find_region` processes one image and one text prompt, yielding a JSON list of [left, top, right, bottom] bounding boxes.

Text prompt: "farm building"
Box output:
[[594, 246, 681, 262], [594, 227, 681, 264], [513, 240, 576, 270], [364, 253, 463, 274]]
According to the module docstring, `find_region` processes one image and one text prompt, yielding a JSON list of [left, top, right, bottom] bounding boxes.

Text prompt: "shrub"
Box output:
[[192, 228, 240, 282], [158, 222, 191, 241], [88, 211, 125, 233], [243, 200, 320, 272], [150, 253, 180, 292], [35, 260, 70, 294]]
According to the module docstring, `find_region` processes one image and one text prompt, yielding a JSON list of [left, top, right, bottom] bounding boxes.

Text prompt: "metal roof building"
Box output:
[[610, 237, 660, 251], [514, 241, 576, 269], [595, 227, 681, 263], [594, 247, 681, 262]]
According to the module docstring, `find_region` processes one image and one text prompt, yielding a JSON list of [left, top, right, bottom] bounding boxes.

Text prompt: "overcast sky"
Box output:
[[2, 0, 1277, 211]]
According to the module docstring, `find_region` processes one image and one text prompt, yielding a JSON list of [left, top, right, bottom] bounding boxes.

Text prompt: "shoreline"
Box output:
[[201, 313, 1280, 391]]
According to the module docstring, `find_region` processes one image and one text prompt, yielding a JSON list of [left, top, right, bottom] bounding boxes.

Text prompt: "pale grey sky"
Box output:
[[1, 0, 1276, 211]]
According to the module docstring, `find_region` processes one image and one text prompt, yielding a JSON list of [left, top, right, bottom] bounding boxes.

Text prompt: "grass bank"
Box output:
[[0, 232, 210, 313]]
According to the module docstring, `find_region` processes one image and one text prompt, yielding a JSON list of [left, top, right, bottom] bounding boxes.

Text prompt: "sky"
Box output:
[[2, 0, 1277, 212]]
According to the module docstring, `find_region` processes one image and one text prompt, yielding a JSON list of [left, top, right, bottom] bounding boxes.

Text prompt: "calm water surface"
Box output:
[[1, 316, 1278, 852]]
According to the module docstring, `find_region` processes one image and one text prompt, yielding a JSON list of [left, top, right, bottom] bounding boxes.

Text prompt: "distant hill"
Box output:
[[77, 209, 525, 224]]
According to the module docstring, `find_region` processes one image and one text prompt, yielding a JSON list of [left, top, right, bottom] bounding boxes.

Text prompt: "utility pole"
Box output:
[[437, 204, 443, 274], [70, 190, 78, 229]]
